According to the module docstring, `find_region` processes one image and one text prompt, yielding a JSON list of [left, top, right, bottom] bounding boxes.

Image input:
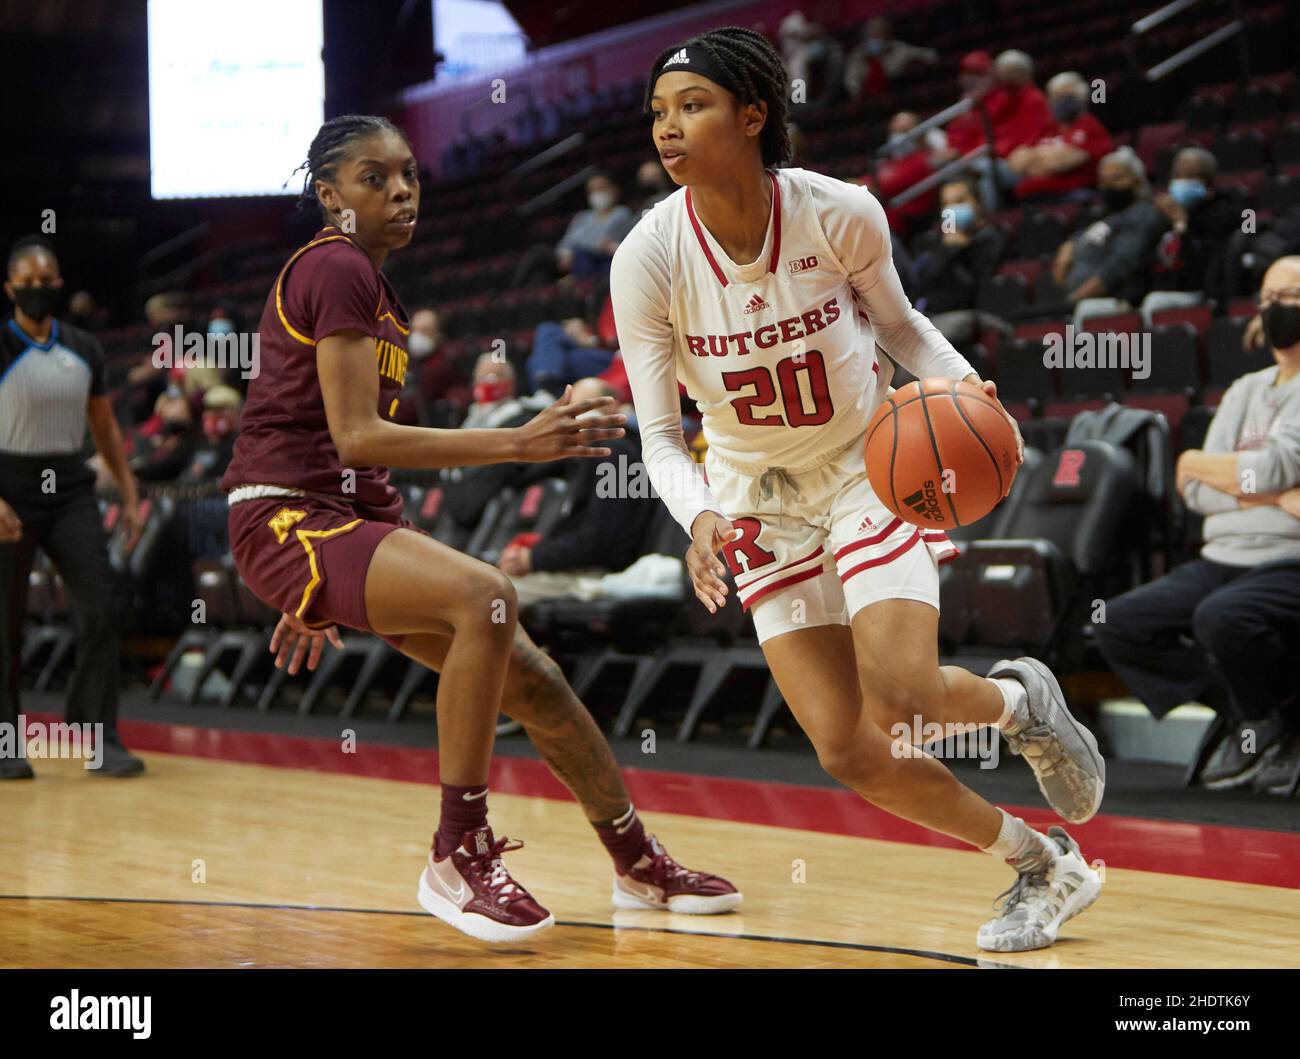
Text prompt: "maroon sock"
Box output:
[[433, 783, 489, 859], [592, 804, 646, 873]]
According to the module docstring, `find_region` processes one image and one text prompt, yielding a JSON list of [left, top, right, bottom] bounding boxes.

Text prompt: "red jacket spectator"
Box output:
[[1014, 112, 1113, 199]]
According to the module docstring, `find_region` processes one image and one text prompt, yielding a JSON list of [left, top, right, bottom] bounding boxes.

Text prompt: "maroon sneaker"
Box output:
[[417, 826, 554, 942], [612, 835, 742, 914]]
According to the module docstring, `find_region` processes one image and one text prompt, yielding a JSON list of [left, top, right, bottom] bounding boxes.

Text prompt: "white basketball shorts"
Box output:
[[705, 431, 959, 644]]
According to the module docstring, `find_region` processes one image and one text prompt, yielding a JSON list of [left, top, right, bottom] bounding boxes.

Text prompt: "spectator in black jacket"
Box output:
[[498, 378, 653, 606], [914, 176, 1007, 316], [911, 176, 1009, 365], [1141, 147, 1245, 324]]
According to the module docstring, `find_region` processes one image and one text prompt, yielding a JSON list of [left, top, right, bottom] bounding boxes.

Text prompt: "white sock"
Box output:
[[981, 808, 1055, 867], [990, 677, 1027, 730]]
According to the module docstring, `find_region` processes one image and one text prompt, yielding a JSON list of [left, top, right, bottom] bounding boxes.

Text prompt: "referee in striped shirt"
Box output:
[[1, 235, 145, 778]]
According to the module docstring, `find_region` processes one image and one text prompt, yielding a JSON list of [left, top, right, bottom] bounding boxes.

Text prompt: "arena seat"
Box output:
[[976, 274, 1029, 319], [994, 338, 1057, 403], [1137, 324, 1201, 394], [946, 441, 1139, 671]]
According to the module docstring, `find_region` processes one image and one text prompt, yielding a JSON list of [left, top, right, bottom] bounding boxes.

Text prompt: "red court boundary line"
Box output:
[[31, 713, 1300, 889]]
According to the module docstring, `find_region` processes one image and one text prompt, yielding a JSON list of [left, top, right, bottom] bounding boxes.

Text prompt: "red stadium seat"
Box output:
[[1150, 304, 1213, 337]]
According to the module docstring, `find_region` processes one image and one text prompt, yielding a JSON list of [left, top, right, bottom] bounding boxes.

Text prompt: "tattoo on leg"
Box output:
[[507, 637, 630, 821]]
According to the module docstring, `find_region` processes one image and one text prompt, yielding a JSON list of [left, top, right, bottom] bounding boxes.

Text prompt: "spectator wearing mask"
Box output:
[[526, 316, 616, 395], [1141, 147, 1246, 325], [180, 385, 241, 483], [1092, 257, 1300, 794], [1008, 71, 1113, 202], [439, 354, 554, 529], [511, 172, 638, 287], [556, 171, 637, 281], [1053, 147, 1167, 326], [843, 16, 938, 99], [131, 387, 199, 482], [636, 159, 675, 214], [778, 11, 844, 114], [863, 111, 947, 237], [404, 307, 466, 425], [498, 378, 653, 606], [914, 176, 1008, 317]]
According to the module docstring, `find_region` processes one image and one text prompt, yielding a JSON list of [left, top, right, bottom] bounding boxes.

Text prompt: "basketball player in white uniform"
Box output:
[[611, 28, 1107, 952]]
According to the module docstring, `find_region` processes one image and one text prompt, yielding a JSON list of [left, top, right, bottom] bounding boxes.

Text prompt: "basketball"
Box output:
[[865, 378, 1018, 529]]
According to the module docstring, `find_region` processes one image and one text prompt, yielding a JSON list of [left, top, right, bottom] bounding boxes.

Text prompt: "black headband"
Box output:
[[651, 45, 743, 100]]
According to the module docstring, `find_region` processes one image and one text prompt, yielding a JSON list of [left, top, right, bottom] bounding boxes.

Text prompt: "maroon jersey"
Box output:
[[220, 225, 409, 519]]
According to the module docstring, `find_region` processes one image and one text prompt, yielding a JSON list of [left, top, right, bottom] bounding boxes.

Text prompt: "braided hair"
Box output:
[[643, 26, 792, 169], [290, 114, 410, 223]]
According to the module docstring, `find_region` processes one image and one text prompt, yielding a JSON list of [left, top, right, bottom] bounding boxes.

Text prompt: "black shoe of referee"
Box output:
[[0, 758, 35, 780], [93, 738, 146, 777]]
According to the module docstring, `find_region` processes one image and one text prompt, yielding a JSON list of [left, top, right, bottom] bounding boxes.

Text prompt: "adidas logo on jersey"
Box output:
[[743, 293, 770, 315], [788, 255, 818, 274], [856, 514, 876, 533], [902, 482, 945, 522], [663, 48, 690, 67]]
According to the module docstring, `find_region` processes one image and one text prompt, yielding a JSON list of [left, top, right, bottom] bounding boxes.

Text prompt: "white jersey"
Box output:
[[610, 166, 975, 535]]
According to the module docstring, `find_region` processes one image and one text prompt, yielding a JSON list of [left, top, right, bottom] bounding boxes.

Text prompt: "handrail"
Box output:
[[888, 145, 992, 208], [875, 96, 977, 160], [507, 132, 586, 181], [139, 223, 209, 272], [518, 164, 598, 217], [1146, 20, 1244, 82], [1131, 0, 1200, 36], [1127, 0, 1250, 85]]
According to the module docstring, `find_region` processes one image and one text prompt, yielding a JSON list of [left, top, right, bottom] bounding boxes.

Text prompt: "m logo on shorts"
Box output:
[[268, 507, 308, 544]]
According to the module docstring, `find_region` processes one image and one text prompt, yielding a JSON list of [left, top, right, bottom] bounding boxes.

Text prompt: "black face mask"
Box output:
[[1101, 187, 1136, 213], [1261, 301, 1300, 351], [11, 285, 60, 322]]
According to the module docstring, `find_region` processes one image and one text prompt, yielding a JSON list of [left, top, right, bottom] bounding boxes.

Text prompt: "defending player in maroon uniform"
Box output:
[[223, 115, 738, 943]]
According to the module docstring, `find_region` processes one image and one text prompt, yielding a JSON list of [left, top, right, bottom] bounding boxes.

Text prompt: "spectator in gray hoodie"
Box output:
[[1092, 256, 1300, 794]]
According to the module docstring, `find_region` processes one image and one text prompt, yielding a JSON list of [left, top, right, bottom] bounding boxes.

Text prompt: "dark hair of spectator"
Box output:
[[643, 26, 793, 169], [291, 114, 412, 223]]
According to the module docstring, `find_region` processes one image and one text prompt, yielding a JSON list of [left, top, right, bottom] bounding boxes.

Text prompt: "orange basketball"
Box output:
[[864, 378, 1018, 529]]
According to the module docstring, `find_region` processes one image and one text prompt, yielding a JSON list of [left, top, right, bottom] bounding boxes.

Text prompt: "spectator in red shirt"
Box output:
[[860, 111, 947, 238], [1008, 72, 1113, 202], [843, 16, 938, 100]]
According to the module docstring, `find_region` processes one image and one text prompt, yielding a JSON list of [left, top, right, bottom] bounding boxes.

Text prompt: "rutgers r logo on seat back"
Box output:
[[1053, 449, 1087, 487]]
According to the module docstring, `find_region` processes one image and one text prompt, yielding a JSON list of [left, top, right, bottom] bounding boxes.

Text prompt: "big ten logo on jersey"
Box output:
[[719, 517, 777, 577], [375, 338, 408, 384], [787, 255, 818, 275], [683, 297, 841, 358]]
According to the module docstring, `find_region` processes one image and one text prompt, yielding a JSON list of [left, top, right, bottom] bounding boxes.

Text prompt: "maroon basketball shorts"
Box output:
[[227, 493, 429, 646]]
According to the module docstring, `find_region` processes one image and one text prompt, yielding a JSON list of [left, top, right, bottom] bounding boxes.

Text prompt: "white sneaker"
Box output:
[[989, 657, 1106, 823], [976, 826, 1102, 952]]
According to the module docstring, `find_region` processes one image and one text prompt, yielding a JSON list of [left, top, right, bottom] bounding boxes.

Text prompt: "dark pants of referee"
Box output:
[[1092, 557, 1300, 726], [0, 453, 123, 740]]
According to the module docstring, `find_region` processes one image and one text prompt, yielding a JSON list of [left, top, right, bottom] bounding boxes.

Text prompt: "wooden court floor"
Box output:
[[3, 749, 1299, 969]]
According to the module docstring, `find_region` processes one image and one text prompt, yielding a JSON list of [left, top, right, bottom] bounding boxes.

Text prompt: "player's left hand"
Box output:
[[270, 611, 344, 674], [970, 377, 1024, 481]]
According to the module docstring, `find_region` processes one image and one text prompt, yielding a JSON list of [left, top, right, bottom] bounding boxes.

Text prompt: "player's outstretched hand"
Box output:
[[270, 611, 344, 675], [687, 511, 738, 614], [514, 384, 627, 462], [974, 379, 1024, 484]]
